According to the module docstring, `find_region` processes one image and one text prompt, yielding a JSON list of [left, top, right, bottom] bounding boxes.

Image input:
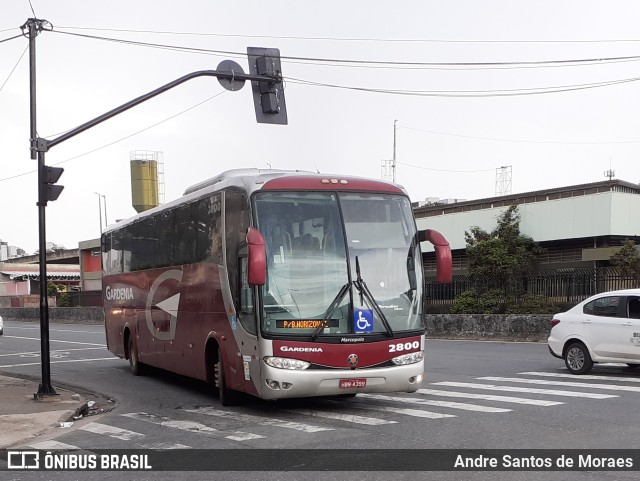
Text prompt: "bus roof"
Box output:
[[104, 168, 406, 234]]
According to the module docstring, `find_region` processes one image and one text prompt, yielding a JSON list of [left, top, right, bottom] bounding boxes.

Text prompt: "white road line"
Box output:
[[417, 388, 563, 407], [358, 393, 511, 413], [284, 408, 397, 425], [2, 335, 106, 347], [479, 376, 640, 393], [0, 358, 121, 368], [186, 407, 333, 433], [433, 381, 617, 399], [0, 348, 107, 358], [121, 412, 265, 441], [80, 422, 190, 449], [521, 371, 640, 383], [342, 402, 456, 419], [29, 440, 80, 450], [81, 422, 145, 441]]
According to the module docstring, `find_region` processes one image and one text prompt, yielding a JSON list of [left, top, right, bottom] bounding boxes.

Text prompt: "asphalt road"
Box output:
[[2, 319, 640, 481]]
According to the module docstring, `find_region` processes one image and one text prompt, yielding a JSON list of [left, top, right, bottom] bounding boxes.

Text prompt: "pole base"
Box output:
[[34, 384, 58, 398]]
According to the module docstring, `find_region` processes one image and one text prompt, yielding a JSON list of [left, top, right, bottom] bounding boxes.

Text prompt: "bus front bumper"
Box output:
[[259, 360, 425, 400]]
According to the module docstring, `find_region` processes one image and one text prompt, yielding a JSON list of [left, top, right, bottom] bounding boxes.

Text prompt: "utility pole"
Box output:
[[23, 17, 57, 397], [392, 119, 398, 183]]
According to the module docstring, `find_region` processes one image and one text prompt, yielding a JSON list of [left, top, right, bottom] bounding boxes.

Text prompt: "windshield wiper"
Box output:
[[353, 256, 394, 337], [311, 282, 351, 340]]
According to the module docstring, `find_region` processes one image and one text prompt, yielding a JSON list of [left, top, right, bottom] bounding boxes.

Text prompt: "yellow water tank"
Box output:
[[130, 158, 159, 213]]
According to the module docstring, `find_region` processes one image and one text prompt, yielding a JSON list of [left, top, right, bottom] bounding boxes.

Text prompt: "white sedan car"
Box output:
[[548, 288, 640, 374]]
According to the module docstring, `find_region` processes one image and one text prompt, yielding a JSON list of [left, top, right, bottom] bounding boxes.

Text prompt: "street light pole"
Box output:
[[102, 194, 108, 227], [94, 192, 103, 234], [25, 17, 56, 397]]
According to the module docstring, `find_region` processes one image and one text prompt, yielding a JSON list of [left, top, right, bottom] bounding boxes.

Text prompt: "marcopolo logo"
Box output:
[[105, 286, 134, 301], [280, 346, 323, 353]]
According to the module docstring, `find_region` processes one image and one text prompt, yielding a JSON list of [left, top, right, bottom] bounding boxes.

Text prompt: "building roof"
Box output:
[[0, 262, 80, 281], [413, 179, 640, 218]]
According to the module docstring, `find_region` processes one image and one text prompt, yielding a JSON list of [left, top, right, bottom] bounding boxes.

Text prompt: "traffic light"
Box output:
[[247, 47, 287, 125], [40, 165, 64, 203]]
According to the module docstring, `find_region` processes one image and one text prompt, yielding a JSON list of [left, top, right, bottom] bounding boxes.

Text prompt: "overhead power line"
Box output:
[[50, 30, 640, 71], [0, 34, 23, 44], [286, 75, 640, 97], [54, 25, 640, 44], [399, 125, 640, 145], [0, 90, 228, 184], [0, 44, 28, 93], [398, 162, 495, 173]]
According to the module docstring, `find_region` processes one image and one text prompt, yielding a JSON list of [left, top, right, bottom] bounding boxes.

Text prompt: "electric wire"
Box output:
[[0, 34, 23, 44], [286, 75, 640, 97], [50, 29, 640, 71], [399, 125, 640, 145], [397, 162, 496, 173], [0, 90, 228, 183], [0, 44, 28, 93], [27, 0, 37, 17], [54, 25, 640, 45]]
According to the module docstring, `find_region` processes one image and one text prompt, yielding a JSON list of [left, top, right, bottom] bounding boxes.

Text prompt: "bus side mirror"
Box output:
[[247, 227, 266, 286], [418, 229, 452, 283]]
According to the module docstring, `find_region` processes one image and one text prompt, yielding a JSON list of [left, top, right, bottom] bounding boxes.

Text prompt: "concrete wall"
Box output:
[[0, 308, 551, 341], [426, 314, 552, 342]]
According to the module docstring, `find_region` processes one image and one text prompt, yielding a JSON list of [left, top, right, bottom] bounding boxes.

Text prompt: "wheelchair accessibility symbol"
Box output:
[[355, 309, 374, 333]]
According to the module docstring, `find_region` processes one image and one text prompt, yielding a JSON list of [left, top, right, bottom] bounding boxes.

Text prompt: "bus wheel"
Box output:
[[214, 350, 238, 406], [128, 336, 145, 376]]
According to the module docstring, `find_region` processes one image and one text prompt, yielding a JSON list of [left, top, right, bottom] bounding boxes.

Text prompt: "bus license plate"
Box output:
[[339, 378, 366, 389]]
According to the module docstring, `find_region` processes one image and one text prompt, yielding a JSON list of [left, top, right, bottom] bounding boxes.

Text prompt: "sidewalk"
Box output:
[[0, 374, 114, 448]]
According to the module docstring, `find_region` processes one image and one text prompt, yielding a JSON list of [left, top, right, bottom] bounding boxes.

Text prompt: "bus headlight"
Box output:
[[391, 351, 424, 365], [264, 357, 310, 370]]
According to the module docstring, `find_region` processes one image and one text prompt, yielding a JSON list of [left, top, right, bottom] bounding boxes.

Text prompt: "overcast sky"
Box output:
[[3, 1, 640, 254]]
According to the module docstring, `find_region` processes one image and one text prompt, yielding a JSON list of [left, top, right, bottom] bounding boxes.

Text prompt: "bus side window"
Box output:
[[238, 253, 256, 335]]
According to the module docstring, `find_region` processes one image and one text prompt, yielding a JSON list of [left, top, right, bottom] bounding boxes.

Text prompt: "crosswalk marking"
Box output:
[[80, 422, 189, 448], [284, 408, 397, 425], [341, 402, 456, 419], [80, 422, 144, 441], [478, 376, 640, 393], [122, 412, 218, 432], [358, 393, 511, 413], [121, 412, 265, 441], [433, 381, 618, 399], [417, 388, 563, 406], [30, 440, 79, 450], [186, 407, 333, 433], [521, 371, 640, 383]]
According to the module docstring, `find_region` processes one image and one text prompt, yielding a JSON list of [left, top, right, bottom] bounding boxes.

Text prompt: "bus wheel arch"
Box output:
[[125, 328, 145, 376], [205, 337, 239, 406]]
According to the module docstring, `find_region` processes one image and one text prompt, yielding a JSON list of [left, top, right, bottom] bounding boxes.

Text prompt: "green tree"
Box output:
[[610, 240, 640, 279], [452, 205, 553, 314], [465, 205, 543, 288]]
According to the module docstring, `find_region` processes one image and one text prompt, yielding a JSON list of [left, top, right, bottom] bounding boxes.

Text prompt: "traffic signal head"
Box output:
[[247, 47, 287, 125], [40, 165, 64, 203]]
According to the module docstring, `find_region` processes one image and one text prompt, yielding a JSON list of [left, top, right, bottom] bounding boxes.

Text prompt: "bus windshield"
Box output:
[[254, 191, 423, 337]]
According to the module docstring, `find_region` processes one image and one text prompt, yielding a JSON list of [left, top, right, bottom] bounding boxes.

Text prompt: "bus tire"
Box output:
[[128, 335, 145, 376], [215, 350, 239, 406]]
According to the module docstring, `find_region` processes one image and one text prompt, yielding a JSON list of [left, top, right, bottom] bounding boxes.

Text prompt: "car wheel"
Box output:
[[564, 342, 593, 375], [128, 336, 145, 376], [0, 328, 3, 336], [215, 350, 239, 406]]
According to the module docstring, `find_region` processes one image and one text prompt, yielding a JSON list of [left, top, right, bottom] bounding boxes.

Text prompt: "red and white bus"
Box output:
[[102, 168, 452, 405]]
